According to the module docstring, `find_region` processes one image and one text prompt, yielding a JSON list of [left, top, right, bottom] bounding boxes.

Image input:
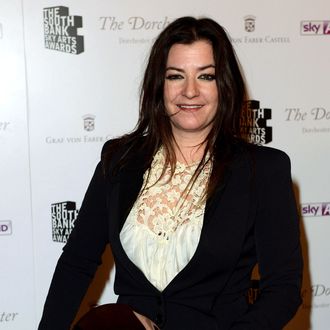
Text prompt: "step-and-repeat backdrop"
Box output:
[[1, 0, 329, 329]]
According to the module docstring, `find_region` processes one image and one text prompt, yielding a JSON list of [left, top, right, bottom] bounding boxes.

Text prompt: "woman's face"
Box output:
[[164, 40, 218, 140]]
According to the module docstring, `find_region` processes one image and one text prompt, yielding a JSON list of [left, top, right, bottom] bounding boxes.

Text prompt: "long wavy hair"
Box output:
[[103, 16, 248, 199]]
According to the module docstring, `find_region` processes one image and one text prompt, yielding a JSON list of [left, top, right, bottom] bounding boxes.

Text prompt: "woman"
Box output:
[[39, 17, 302, 329]]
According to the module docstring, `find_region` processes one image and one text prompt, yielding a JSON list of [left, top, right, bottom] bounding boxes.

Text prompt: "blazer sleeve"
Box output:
[[38, 156, 109, 329], [231, 149, 303, 329]]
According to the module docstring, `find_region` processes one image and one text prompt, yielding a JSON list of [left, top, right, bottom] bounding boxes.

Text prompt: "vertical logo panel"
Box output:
[[43, 6, 84, 54]]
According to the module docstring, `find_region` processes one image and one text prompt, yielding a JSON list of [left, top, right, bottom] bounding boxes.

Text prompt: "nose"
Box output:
[[182, 78, 199, 99]]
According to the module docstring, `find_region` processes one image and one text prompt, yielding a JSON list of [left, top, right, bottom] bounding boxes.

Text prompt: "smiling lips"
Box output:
[[177, 104, 204, 111]]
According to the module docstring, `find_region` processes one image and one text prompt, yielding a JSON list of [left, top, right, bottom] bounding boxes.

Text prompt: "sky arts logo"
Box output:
[[301, 203, 330, 217], [43, 6, 84, 54], [51, 201, 79, 243], [300, 21, 330, 35], [240, 100, 272, 145]]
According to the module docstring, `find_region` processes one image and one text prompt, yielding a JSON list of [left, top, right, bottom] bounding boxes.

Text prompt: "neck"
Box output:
[[172, 131, 208, 165]]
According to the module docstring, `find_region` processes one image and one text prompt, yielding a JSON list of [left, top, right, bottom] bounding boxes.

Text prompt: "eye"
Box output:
[[165, 74, 184, 80], [199, 74, 216, 81]]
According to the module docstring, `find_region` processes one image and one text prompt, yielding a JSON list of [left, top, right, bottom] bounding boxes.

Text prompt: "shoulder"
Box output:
[[101, 137, 137, 163], [230, 144, 292, 177], [101, 136, 147, 156], [98, 138, 127, 178], [249, 144, 291, 166], [101, 138, 123, 157], [100, 136, 149, 176], [243, 145, 292, 181]]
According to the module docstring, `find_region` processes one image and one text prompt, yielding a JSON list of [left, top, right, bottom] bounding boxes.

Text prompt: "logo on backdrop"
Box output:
[[301, 203, 330, 217], [99, 16, 172, 31], [43, 6, 84, 54], [51, 201, 79, 243], [0, 220, 12, 236], [0, 311, 19, 323], [45, 114, 112, 144], [99, 15, 173, 46], [244, 15, 256, 32], [301, 284, 330, 309], [231, 15, 290, 44], [83, 114, 95, 132], [300, 21, 330, 35], [0, 121, 10, 131], [285, 107, 330, 134], [240, 100, 272, 145]]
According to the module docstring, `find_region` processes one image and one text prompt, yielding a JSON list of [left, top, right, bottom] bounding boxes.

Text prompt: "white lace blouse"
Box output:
[[120, 148, 211, 291]]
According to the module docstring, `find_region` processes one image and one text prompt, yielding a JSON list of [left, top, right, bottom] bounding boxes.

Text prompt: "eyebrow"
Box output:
[[165, 64, 215, 72]]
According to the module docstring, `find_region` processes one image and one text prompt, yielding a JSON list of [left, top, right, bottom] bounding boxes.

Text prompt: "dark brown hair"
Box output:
[[103, 16, 248, 198]]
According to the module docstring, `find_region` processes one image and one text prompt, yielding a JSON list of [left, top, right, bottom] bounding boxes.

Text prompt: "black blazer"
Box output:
[[39, 141, 303, 330]]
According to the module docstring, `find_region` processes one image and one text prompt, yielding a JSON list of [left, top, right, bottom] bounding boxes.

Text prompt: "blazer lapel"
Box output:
[[116, 149, 149, 232], [105, 144, 148, 236], [106, 148, 160, 292], [164, 151, 252, 295], [117, 167, 145, 231]]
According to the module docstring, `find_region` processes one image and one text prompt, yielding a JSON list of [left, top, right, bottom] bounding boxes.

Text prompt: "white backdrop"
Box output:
[[1, 0, 329, 329]]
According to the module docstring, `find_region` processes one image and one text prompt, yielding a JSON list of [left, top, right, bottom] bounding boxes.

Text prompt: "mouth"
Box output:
[[177, 104, 204, 111]]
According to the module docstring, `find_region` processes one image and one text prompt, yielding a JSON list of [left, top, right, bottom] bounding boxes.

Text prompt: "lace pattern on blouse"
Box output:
[[136, 149, 211, 240], [120, 148, 212, 290]]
